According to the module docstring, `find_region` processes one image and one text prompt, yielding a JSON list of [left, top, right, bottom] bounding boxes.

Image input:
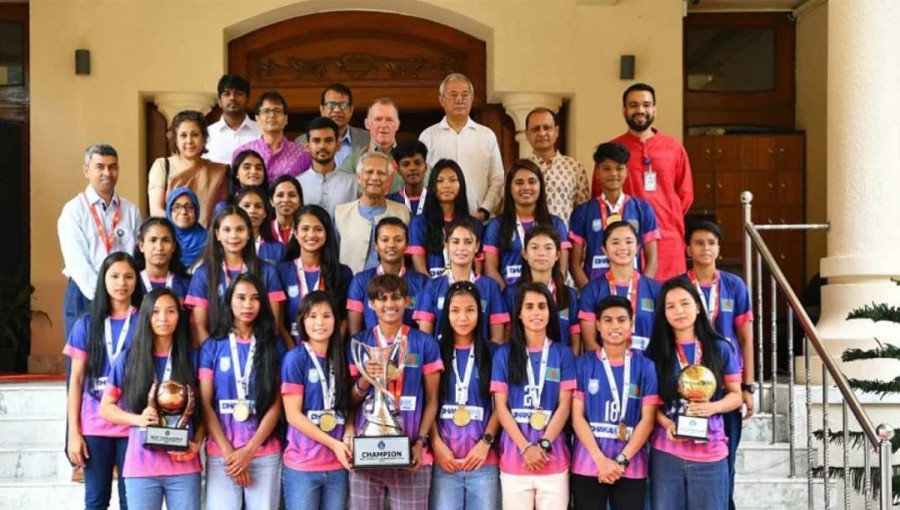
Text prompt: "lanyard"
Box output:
[[675, 340, 702, 370], [452, 346, 476, 405], [229, 332, 257, 401], [446, 270, 476, 284], [254, 236, 263, 256], [303, 341, 335, 410], [376, 264, 405, 278], [270, 220, 293, 245], [600, 347, 632, 421], [689, 270, 720, 325], [525, 338, 550, 410], [606, 270, 639, 321], [400, 188, 427, 216], [599, 193, 628, 226], [514, 216, 531, 249], [155, 348, 173, 383], [82, 192, 121, 252], [221, 263, 247, 295], [295, 260, 323, 298], [140, 271, 174, 292], [104, 307, 134, 364]]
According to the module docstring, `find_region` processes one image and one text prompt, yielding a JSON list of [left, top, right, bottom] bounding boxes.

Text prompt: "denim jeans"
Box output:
[[723, 408, 743, 510], [431, 463, 500, 510], [83, 436, 128, 510], [124, 473, 201, 510], [649, 448, 728, 510], [206, 453, 281, 510], [283, 466, 348, 510]]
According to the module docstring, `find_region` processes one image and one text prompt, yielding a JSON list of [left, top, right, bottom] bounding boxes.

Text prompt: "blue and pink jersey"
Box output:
[[198, 336, 285, 457], [256, 239, 285, 265], [105, 348, 202, 478], [578, 271, 660, 351], [137, 274, 189, 305], [407, 215, 484, 278], [503, 283, 580, 347], [650, 339, 741, 462], [489, 341, 576, 475], [349, 327, 444, 466], [277, 262, 353, 339], [347, 267, 429, 330], [386, 190, 425, 220], [63, 312, 138, 437], [572, 349, 660, 479], [568, 195, 660, 280], [482, 215, 571, 286], [185, 262, 286, 310], [413, 275, 509, 347], [281, 343, 353, 472], [436, 346, 499, 464]]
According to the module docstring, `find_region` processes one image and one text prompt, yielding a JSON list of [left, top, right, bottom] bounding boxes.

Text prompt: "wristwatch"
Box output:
[[538, 438, 552, 453], [414, 435, 430, 447], [741, 382, 759, 394], [481, 433, 495, 446], [615, 452, 630, 468]]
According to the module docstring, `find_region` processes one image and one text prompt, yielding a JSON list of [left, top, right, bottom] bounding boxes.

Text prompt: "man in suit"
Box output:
[[296, 83, 370, 168]]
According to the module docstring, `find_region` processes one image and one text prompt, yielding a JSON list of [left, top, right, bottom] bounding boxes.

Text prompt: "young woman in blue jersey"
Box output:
[[281, 291, 354, 510], [578, 221, 660, 353], [646, 279, 742, 510], [199, 273, 284, 509], [166, 187, 206, 269], [278, 204, 353, 346], [414, 216, 509, 348], [134, 217, 190, 303], [430, 281, 501, 510], [408, 159, 482, 278], [235, 185, 284, 264], [483, 159, 570, 289], [186, 206, 286, 348], [571, 295, 660, 510], [491, 283, 576, 510], [268, 175, 303, 245], [215, 150, 271, 215], [64, 252, 140, 510], [503, 224, 580, 352], [347, 217, 429, 335]]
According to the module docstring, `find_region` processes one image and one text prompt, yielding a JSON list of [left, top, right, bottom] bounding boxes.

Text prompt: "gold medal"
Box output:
[[158, 415, 168, 427], [452, 406, 471, 427], [529, 410, 548, 431], [617, 422, 629, 441], [607, 214, 622, 225], [233, 402, 251, 422], [319, 411, 337, 433], [387, 362, 400, 380]]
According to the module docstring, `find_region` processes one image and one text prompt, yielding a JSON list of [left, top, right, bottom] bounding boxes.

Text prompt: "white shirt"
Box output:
[[297, 167, 359, 218], [205, 115, 263, 165], [57, 185, 142, 299], [419, 116, 504, 215]]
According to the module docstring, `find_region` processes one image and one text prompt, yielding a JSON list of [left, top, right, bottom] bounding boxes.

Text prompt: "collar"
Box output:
[[84, 184, 119, 208], [438, 116, 477, 132], [621, 127, 659, 143], [367, 140, 396, 155], [530, 150, 560, 166], [342, 128, 353, 144], [215, 114, 255, 132]]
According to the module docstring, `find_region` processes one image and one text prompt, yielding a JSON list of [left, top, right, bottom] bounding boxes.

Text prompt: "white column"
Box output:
[[501, 92, 563, 158], [812, 0, 900, 381], [153, 92, 217, 127]]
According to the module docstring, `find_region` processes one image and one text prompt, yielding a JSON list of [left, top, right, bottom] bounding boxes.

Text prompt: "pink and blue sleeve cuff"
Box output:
[[482, 245, 500, 255], [490, 381, 508, 394], [422, 360, 444, 375], [268, 291, 286, 303], [560, 380, 577, 391], [184, 296, 207, 309], [568, 232, 585, 245], [281, 382, 305, 395], [643, 395, 662, 406], [406, 246, 426, 255], [62, 345, 87, 361], [489, 313, 511, 325], [643, 230, 662, 244], [198, 368, 214, 381], [347, 300, 364, 313], [735, 311, 754, 326]]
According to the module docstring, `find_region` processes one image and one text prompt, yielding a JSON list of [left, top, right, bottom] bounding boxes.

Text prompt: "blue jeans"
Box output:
[[723, 409, 742, 510], [83, 436, 128, 510], [649, 448, 728, 510], [205, 453, 282, 510], [283, 466, 348, 510], [124, 473, 201, 510], [431, 464, 500, 510]]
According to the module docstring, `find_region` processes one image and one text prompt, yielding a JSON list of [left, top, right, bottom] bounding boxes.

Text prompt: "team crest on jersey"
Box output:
[[640, 298, 654, 311], [405, 353, 421, 368], [721, 299, 734, 312], [219, 357, 231, 372], [588, 379, 599, 395], [437, 297, 445, 309], [559, 308, 569, 320], [287, 285, 300, 298], [628, 384, 641, 398], [406, 296, 417, 309], [308, 369, 320, 383], [545, 367, 560, 382], [592, 219, 604, 232]]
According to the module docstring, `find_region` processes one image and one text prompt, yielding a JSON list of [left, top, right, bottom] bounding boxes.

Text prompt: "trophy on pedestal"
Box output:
[[674, 364, 717, 440], [350, 338, 412, 468], [143, 380, 195, 451]]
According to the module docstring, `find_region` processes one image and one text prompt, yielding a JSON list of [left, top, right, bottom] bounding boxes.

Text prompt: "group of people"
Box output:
[[57, 72, 756, 510]]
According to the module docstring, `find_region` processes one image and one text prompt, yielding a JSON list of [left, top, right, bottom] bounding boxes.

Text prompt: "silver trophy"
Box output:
[[351, 338, 412, 468]]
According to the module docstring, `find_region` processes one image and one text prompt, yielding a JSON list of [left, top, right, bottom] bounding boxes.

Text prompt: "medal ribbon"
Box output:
[[295, 260, 323, 298], [221, 263, 247, 295], [525, 338, 550, 410], [606, 270, 639, 324], [515, 216, 531, 249], [140, 271, 174, 293], [303, 342, 335, 410], [376, 264, 406, 278], [271, 220, 292, 245], [452, 346, 476, 405], [154, 347, 173, 383], [446, 269, 476, 284], [229, 332, 257, 401], [375, 325, 408, 409], [675, 340, 703, 371], [599, 193, 628, 227], [82, 192, 121, 252], [599, 347, 632, 426], [104, 307, 135, 364], [400, 188, 427, 216], [689, 270, 720, 325]]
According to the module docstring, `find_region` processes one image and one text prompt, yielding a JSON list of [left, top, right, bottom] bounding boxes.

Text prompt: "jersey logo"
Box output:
[[406, 296, 417, 310], [287, 285, 300, 298], [628, 384, 641, 398], [592, 219, 603, 232], [640, 298, 654, 312], [588, 378, 599, 395], [437, 297, 445, 310], [559, 308, 569, 320], [405, 353, 420, 368], [721, 299, 734, 312], [308, 368, 320, 383], [545, 367, 560, 382], [505, 265, 522, 279], [219, 357, 231, 372]]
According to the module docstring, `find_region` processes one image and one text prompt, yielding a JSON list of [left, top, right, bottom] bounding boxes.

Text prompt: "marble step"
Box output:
[[0, 445, 71, 480], [735, 476, 835, 510], [0, 478, 121, 509], [742, 412, 790, 443], [0, 415, 65, 447], [0, 382, 67, 418], [735, 441, 813, 477]]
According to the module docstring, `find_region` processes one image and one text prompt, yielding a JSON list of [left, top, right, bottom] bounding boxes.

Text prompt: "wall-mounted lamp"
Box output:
[[620, 55, 635, 80], [75, 49, 90, 76]]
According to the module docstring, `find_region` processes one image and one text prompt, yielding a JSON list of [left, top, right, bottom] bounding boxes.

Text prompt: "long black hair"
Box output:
[[499, 160, 552, 252], [235, 185, 277, 243], [519, 224, 570, 310], [200, 206, 263, 336], [133, 217, 187, 279], [227, 150, 270, 205], [123, 288, 195, 412], [507, 282, 562, 386], [210, 273, 280, 418], [438, 282, 491, 401], [648, 278, 727, 410], [423, 159, 471, 254], [295, 291, 350, 414], [284, 205, 344, 309], [86, 253, 141, 395]]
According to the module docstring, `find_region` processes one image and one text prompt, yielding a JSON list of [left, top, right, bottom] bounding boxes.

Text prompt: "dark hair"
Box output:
[[686, 220, 722, 244], [269, 174, 304, 228], [84, 143, 118, 165], [525, 107, 557, 130], [438, 282, 491, 401], [519, 224, 570, 310], [210, 273, 280, 418], [134, 217, 187, 280], [305, 117, 340, 139], [444, 216, 481, 272], [217, 74, 250, 97], [622, 83, 656, 106], [499, 160, 552, 253], [235, 185, 276, 243], [508, 282, 561, 386], [295, 291, 350, 413], [647, 278, 726, 410], [593, 142, 631, 165], [392, 140, 428, 164], [366, 274, 408, 301], [321, 83, 353, 106], [123, 288, 194, 412], [86, 253, 140, 394], [169, 111, 209, 155], [256, 91, 288, 112], [375, 216, 409, 241], [423, 159, 471, 254], [595, 295, 634, 320], [602, 220, 639, 248], [284, 205, 346, 316], [228, 150, 271, 205], [200, 206, 264, 336]]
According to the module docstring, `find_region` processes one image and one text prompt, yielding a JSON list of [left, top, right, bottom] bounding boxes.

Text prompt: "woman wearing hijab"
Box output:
[[166, 187, 207, 270]]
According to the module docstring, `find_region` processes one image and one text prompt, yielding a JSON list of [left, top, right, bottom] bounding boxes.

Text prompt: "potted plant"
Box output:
[[0, 272, 50, 373]]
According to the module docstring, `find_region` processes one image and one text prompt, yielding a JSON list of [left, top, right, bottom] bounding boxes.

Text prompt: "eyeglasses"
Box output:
[[258, 108, 285, 117], [443, 93, 472, 103], [171, 204, 196, 213], [323, 101, 351, 111]]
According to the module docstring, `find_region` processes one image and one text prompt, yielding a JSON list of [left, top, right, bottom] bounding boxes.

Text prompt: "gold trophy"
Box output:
[[143, 380, 195, 451], [674, 365, 717, 440]]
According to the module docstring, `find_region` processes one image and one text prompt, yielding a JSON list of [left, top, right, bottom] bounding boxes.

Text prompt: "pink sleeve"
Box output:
[[347, 300, 365, 313], [422, 359, 444, 375], [643, 229, 662, 244], [268, 291, 286, 303], [413, 310, 435, 323], [642, 395, 662, 406], [724, 373, 742, 383], [574, 390, 585, 401], [490, 381, 508, 394], [569, 231, 585, 246], [105, 385, 123, 399], [560, 380, 577, 392], [406, 246, 426, 255], [198, 368, 214, 381], [482, 245, 500, 255], [281, 382, 305, 395], [62, 345, 87, 361], [569, 323, 581, 335], [578, 310, 596, 322], [489, 313, 511, 325], [185, 296, 208, 309], [735, 310, 754, 326], [560, 240, 572, 250]]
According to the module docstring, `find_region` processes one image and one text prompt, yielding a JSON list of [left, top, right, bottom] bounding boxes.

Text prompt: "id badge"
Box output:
[[644, 170, 657, 191]]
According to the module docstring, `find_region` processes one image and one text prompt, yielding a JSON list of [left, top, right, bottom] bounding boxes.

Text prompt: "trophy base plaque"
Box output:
[[143, 425, 190, 451], [353, 436, 411, 468], [674, 414, 709, 441]]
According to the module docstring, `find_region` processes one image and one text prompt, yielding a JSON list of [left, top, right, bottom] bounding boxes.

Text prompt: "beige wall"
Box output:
[[29, 0, 683, 359], [795, 2, 827, 281]]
